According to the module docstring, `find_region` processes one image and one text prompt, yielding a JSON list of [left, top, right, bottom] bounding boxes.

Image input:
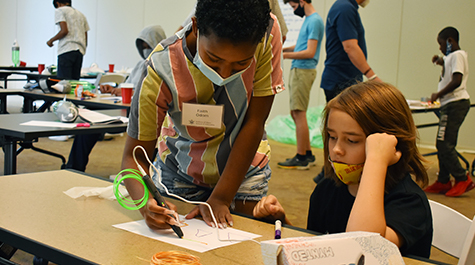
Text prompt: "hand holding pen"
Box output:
[[142, 175, 184, 238]]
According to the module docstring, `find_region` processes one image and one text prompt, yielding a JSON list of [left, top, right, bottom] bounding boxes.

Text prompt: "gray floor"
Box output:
[[2, 97, 473, 264]]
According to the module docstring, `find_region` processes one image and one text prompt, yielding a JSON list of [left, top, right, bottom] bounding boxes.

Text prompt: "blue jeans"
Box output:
[[151, 159, 271, 206], [436, 99, 470, 182], [323, 78, 360, 103]]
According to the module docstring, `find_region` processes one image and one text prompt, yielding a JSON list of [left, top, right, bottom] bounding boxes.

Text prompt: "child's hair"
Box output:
[[438, 26, 459, 43], [195, 0, 271, 45], [323, 81, 428, 190], [53, 0, 71, 8]]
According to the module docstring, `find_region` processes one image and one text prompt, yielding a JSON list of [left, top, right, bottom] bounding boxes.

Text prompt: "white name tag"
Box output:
[[182, 103, 223, 129]]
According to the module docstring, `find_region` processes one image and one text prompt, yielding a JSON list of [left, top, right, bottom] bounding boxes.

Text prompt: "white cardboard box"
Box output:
[[261, 231, 404, 265]]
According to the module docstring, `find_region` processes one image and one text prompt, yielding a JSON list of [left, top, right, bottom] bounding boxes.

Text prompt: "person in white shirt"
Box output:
[[425, 26, 474, 197], [47, 0, 89, 80]]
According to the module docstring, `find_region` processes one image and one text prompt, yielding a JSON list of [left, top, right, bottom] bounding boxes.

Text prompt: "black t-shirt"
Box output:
[[307, 174, 433, 258]]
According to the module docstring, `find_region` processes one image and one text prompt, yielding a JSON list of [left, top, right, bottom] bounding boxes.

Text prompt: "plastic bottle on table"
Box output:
[[12, 40, 20, 67]]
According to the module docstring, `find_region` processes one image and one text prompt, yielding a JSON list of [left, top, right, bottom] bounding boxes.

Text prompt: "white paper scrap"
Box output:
[[20, 120, 77, 128]]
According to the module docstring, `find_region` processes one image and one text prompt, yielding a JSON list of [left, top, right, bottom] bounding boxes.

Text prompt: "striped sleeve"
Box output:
[[252, 13, 285, 97]]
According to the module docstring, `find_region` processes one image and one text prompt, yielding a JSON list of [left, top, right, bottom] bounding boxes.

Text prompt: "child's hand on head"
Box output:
[[365, 133, 402, 166]]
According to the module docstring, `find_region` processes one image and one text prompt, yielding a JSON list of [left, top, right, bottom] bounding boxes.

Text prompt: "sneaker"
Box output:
[[424, 180, 452, 194], [445, 175, 475, 197], [278, 155, 309, 170], [307, 155, 317, 167], [285, 155, 316, 167]]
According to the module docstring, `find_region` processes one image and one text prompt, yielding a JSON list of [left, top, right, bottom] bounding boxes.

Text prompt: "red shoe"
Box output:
[[424, 181, 452, 194], [446, 176, 475, 197]]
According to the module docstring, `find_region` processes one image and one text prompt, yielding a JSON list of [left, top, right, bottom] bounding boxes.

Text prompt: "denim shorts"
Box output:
[[151, 159, 271, 205]]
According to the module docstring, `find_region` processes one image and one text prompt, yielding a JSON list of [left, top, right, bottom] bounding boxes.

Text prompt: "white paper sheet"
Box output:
[[20, 120, 77, 128], [113, 216, 261, 253]]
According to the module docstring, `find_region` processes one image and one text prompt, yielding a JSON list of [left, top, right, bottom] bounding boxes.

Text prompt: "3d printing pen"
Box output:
[[142, 174, 184, 238]]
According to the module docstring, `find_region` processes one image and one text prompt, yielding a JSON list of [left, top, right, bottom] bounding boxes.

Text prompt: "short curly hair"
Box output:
[[53, 0, 71, 8], [195, 0, 271, 45], [438, 26, 459, 43]]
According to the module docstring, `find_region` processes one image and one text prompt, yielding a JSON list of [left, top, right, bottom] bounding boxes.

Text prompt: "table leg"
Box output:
[[22, 96, 34, 113], [3, 141, 17, 175], [0, 95, 6, 114]]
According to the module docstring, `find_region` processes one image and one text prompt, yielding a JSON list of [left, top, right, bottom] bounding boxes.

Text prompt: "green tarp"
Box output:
[[266, 106, 325, 149]]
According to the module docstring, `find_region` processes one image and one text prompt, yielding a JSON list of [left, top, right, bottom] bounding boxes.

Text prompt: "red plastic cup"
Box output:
[[19, 61, 26, 67], [120, 83, 134, 104], [109, 64, 115, 73], [38, 64, 45, 74]]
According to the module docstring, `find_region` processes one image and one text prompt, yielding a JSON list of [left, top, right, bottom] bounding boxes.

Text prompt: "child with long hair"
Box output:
[[253, 81, 433, 258]]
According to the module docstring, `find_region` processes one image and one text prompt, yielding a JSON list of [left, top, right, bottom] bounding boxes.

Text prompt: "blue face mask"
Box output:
[[446, 40, 452, 55], [193, 32, 252, 86]]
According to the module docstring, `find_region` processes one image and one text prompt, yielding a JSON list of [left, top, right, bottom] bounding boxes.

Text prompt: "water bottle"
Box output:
[[12, 40, 20, 67]]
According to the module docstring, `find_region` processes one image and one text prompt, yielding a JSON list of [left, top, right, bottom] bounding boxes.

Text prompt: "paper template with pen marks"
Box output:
[[113, 215, 261, 253]]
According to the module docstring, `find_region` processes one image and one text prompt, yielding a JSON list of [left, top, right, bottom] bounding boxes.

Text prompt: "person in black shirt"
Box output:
[[253, 81, 433, 258]]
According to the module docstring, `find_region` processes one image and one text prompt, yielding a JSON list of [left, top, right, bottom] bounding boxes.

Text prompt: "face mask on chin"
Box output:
[[192, 32, 251, 86], [293, 3, 305, 18], [359, 0, 370, 8], [329, 157, 364, 185]]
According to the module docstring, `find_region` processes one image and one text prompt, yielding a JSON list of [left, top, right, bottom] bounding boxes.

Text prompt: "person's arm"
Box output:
[[283, 39, 318, 60], [47, 21, 68, 47], [283, 45, 295, 53], [186, 95, 275, 227], [121, 136, 180, 230], [431, 73, 463, 102], [342, 39, 382, 82], [346, 133, 403, 247]]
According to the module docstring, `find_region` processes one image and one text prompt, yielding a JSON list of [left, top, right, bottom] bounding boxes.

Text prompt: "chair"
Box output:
[[429, 200, 475, 265], [93, 73, 127, 92]]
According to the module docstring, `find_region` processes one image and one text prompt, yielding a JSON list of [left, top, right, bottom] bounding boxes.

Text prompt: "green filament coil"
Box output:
[[113, 169, 148, 210]]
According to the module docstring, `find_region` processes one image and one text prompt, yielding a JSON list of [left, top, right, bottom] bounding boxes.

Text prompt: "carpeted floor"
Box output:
[[2, 134, 473, 264]]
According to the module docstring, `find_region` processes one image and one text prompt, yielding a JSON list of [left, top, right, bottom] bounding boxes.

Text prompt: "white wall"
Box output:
[[1, 0, 475, 150], [0, 0, 196, 72]]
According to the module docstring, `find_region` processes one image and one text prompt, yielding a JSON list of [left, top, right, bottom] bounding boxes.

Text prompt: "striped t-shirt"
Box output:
[[127, 15, 284, 187]]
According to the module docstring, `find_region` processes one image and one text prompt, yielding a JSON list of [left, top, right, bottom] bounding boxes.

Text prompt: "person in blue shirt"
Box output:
[[277, 0, 324, 170], [321, 0, 381, 102], [314, 0, 382, 183]]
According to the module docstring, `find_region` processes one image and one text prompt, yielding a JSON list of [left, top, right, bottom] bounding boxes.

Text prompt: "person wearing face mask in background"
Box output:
[[313, 0, 382, 183], [122, 0, 284, 231], [253, 81, 433, 258], [424, 26, 474, 197], [64, 25, 166, 172], [277, 0, 324, 170], [99, 25, 166, 96]]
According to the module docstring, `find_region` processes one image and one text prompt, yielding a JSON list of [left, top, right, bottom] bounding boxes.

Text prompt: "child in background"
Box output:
[[47, 0, 89, 80], [253, 81, 433, 258], [424, 26, 474, 197], [277, 0, 324, 170]]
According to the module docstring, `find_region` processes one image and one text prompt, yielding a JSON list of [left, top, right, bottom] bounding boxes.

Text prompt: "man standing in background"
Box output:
[[277, 0, 324, 170], [314, 0, 380, 183], [47, 0, 89, 80], [320, 0, 381, 102]]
